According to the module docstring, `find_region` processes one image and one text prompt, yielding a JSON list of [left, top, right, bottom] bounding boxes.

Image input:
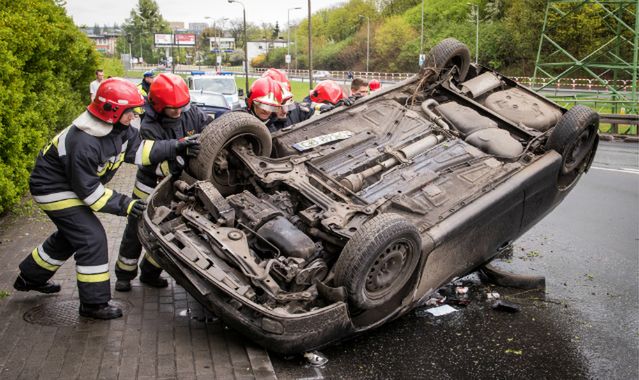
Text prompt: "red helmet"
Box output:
[[248, 77, 283, 112], [310, 80, 346, 105], [87, 77, 145, 124], [369, 79, 381, 91], [148, 73, 190, 113], [262, 68, 291, 91]]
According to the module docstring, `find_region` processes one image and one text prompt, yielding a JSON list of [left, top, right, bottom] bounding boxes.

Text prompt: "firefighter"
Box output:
[[246, 76, 287, 131], [14, 77, 199, 319], [369, 79, 381, 92], [258, 69, 314, 132], [115, 73, 214, 292], [306, 80, 356, 114]]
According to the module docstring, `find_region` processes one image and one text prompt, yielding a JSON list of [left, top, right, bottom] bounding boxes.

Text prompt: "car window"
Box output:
[[192, 77, 237, 95], [190, 92, 230, 108]]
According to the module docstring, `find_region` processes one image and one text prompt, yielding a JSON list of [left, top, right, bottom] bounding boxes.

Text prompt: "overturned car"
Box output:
[[139, 38, 599, 354]]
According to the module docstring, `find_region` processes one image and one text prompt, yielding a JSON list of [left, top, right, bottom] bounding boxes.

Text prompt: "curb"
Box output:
[[599, 134, 639, 143]]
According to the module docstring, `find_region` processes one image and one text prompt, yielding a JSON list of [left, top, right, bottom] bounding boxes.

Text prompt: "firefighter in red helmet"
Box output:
[[261, 68, 292, 92], [15, 77, 199, 319], [369, 79, 381, 92], [305, 80, 357, 114], [115, 73, 215, 292]]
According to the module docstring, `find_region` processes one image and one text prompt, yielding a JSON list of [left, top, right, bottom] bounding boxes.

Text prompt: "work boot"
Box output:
[[79, 302, 123, 320], [13, 274, 61, 294], [139, 275, 168, 288], [115, 279, 132, 292]]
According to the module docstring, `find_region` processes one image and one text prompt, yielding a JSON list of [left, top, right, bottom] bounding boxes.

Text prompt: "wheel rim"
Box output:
[[364, 239, 415, 300], [212, 133, 263, 187], [562, 125, 596, 174]]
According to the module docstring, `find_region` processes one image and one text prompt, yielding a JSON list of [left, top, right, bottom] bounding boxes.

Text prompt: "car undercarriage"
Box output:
[[139, 38, 599, 354]]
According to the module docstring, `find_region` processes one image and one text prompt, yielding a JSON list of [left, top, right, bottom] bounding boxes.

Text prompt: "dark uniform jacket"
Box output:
[[29, 111, 176, 216], [132, 104, 212, 200]]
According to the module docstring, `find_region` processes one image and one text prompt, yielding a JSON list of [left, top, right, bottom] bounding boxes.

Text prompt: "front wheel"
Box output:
[[334, 213, 421, 311], [188, 112, 272, 195]]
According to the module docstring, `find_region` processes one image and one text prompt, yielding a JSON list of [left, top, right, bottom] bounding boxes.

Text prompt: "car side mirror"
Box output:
[[238, 89, 244, 97]]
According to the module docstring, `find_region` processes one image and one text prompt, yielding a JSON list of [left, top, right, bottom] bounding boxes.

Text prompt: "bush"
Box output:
[[0, 0, 99, 213]]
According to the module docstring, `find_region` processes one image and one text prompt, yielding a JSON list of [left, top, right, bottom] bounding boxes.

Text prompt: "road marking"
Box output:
[[591, 166, 639, 175]]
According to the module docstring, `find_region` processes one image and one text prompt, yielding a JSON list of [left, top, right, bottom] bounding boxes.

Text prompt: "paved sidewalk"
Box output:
[[0, 164, 276, 380]]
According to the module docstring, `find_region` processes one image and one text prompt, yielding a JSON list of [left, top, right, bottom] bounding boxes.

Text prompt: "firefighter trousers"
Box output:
[[115, 195, 162, 281], [18, 206, 110, 304]]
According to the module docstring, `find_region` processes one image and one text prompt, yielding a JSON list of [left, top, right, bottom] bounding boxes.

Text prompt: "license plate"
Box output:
[[292, 131, 353, 152]]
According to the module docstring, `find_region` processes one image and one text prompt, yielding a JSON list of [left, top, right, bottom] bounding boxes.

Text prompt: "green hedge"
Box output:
[[0, 0, 99, 213]]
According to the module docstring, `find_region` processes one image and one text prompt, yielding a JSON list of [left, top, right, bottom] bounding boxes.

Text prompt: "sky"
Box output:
[[65, 0, 346, 28]]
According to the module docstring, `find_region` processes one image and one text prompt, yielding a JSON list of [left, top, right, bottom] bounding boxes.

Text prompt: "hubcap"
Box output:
[[365, 241, 411, 299]]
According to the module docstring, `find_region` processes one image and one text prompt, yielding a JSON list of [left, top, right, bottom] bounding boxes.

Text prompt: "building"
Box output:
[[246, 40, 289, 66], [210, 37, 236, 53], [169, 21, 185, 31], [189, 22, 209, 34], [87, 34, 119, 55]]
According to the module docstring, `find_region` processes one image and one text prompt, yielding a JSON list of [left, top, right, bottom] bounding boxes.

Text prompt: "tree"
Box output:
[[118, 0, 171, 63], [272, 21, 280, 40], [0, 0, 99, 213], [93, 23, 102, 35]]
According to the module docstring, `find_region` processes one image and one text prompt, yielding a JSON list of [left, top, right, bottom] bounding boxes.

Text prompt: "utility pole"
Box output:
[[468, 3, 479, 64], [359, 15, 370, 73], [228, 0, 249, 93], [420, 0, 424, 55], [288, 7, 301, 73]]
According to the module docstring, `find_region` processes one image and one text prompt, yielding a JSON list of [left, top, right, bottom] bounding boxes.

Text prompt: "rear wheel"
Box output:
[[334, 213, 421, 311], [546, 105, 599, 187], [423, 38, 471, 83], [189, 112, 272, 195]]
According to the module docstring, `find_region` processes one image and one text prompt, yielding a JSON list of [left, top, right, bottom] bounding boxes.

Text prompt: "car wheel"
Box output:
[[189, 112, 272, 195], [546, 105, 599, 178], [334, 213, 421, 311], [423, 37, 471, 83]]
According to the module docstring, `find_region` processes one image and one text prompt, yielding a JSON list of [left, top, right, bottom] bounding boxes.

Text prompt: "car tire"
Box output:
[[423, 37, 471, 82], [189, 112, 272, 195], [546, 105, 599, 177], [334, 213, 421, 311]]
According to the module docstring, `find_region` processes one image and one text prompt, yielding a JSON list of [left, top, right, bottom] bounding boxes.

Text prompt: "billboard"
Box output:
[[175, 34, 196, 46], [154, 33, 173, 46]]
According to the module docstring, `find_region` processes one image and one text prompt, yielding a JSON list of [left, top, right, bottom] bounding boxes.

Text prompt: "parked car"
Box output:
[[189, 90, 231, 119], [313, 70, 331, 80], [140, 38, 599, 354], [187, 74, 244, 110]]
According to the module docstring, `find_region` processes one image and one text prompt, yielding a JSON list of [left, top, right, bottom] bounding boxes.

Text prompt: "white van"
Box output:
[[187, 73, 244, 110]]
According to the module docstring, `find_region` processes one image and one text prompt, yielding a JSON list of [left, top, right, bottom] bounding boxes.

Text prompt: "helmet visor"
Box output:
[[254, 101, 282, 114]]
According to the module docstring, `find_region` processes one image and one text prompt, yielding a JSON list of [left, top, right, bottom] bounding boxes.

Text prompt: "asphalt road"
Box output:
[[271, 141, 639, 379]]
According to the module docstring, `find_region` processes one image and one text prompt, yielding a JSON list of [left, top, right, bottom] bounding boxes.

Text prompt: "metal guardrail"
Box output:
[[599, 114, 639, 125]]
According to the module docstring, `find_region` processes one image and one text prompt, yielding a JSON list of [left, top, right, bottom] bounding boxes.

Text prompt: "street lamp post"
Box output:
[[287, 7, 301, 73], [308, 0, 312, 89], [468, 3, 479, 64], [420, 0, 424, 55], [359, 15, 370, 73], [228, 0, 249, 94]]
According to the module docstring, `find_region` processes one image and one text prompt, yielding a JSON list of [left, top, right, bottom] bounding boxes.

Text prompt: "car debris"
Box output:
[[303, 351, 329, 367], [139, 37, 599, 354]]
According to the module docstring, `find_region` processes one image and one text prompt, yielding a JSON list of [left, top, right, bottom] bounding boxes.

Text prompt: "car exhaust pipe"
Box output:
[[421, 99, 450, 130]]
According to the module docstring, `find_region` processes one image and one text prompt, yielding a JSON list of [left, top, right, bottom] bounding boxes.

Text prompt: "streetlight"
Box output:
[[287, 7, 302, 73], [307, 0, 312, 89], [359, 15, 370, 73], [228, 0, 249, 94], [467, 3, 479, 64], [419, 0, 424, 55]]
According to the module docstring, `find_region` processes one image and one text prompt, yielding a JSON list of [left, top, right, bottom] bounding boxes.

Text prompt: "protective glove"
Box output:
[[317, 103, 336, 113], [128, 200, 147, 218], [175, 138, 201, 158], [339, 95, 357, 106]]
